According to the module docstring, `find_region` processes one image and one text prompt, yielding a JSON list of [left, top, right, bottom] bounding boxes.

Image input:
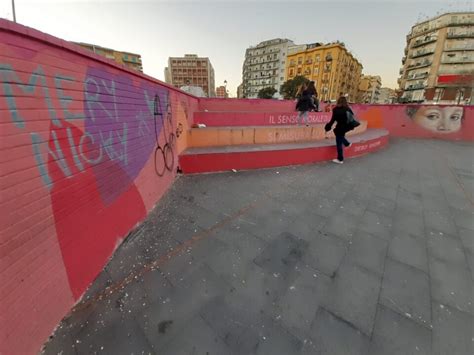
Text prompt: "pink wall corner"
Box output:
[[0, 18, 199, 354]]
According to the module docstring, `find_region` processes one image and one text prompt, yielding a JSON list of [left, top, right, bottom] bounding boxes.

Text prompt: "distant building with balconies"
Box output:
[[215, 86, 228, 98], [377, 87, 397, 104], [74, 42, 143, 72], [237, 83, 244, 98], [242, 38, 295, 98], [357, 75, 382, 103], [285, 42, 363, 102], [398, 12, 474, 104], [165, 54, 215, 97]]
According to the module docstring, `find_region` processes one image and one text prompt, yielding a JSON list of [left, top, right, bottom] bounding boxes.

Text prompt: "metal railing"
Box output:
[[441, 56, 474, 64], [411, 49, 435, 58], [407, 60, 432, 69], [411, 37, 437, 48], [447, 32, 474, 38], [405, 83, 425, 90], [444, 44, 474, 51]]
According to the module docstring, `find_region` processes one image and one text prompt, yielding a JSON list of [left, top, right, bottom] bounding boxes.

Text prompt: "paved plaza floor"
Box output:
[[44, 138, 474, 355]]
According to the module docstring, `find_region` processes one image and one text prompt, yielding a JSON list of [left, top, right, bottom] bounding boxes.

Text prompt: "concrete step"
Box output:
[[179, 129, 389, 174], [187, 121, 368, 148]]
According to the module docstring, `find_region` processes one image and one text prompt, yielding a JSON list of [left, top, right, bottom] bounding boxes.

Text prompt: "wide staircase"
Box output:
[[179, 99, 389, 174]]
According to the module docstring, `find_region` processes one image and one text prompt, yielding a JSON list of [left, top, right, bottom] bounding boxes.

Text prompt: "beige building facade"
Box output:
[[74, 42, 143, 72], [165, 54, 215, 97], [285, 42, 363, 102], [398, 12, 474, 104], [242, 38, 295, 98], [357, 75, 382, 103], [377, 87, 397, 104]]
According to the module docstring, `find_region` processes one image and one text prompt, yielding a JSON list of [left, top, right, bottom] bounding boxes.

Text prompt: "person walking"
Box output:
[[324, 96, 353, 164], [307, 81, 319, 112], [295, 83, 315, 126]]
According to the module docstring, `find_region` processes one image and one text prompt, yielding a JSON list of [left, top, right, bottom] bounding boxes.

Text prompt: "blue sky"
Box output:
[[1, 0, 471, 96]]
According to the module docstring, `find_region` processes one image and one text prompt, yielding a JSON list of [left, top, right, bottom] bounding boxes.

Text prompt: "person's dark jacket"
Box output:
[[295, 89, 315, 112], [325, 106, 353, 136]]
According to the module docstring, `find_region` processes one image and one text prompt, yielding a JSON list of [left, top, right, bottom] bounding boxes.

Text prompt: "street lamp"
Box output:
[[224, 80, 228, 98], [326, 55, 333, 102], [12, 0, 16, 22]]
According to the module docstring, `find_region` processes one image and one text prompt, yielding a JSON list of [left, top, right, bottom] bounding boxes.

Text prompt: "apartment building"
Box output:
[[286, 42, 363, 102], [215, 86, 228, 98], [398, 12, 474, 104], [357, 75, 382, 103], [164, 54, 215, 97], [237, 83, 244, 98], [377, 87, 397, 104], [74, 42, 143, 72], [242, 38, 295, 98]]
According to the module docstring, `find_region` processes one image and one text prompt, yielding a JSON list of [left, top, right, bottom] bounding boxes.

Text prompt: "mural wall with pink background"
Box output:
[[0, 19, 197, 354], [1, 19, 473, 355]]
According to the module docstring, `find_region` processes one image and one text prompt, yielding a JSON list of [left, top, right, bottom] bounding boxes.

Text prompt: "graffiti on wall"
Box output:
[[1, 64, 176, 195], [0, 56, 184, 298]]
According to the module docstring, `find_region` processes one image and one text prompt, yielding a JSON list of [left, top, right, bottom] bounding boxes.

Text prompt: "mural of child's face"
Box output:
[[412, 106, 463, 133]]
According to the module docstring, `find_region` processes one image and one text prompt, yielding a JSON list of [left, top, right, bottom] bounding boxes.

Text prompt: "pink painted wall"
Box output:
[[351, 104, 474, 141], [198, 97, 295, 112], [196, 99, 473, 141], [0, 19, 197, 354], [194, 111, 332, 126]]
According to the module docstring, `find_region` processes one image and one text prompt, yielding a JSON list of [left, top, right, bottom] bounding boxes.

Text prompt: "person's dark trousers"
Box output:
[[335, 135, 350, 161]]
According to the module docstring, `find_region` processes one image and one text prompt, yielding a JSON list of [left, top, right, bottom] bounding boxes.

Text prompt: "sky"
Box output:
[[0, 0, 472, 96]]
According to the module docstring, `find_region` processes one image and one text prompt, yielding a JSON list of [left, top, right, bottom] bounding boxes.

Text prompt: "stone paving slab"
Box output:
[[43, 139, 474, 355]]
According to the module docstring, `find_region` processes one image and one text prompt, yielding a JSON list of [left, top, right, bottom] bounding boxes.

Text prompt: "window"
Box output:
[[298, 57, 303, 64], [281, 77, 284, 80]]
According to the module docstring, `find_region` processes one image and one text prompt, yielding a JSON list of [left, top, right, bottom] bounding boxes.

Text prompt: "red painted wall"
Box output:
[[197, 99, 473, 141], [194, 111, 332, 126], [198, 97, 295, 112], [0, 19, 197, 354]]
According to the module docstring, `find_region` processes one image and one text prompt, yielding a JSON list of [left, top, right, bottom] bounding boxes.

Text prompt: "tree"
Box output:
[[257, 86, 277, 99], [279, 75, 309, 99]]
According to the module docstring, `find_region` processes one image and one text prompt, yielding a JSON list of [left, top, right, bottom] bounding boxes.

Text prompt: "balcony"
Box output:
[[405, 83, 426, 91], [399, 67, 405, 75], [402, 56, 406, 64], [411, 49, 435, 58], [411, 37, 437, 48], [441, 56, 474, 64], [407, 60, 432, 69], [406, 72, 429, 81], [447, 31, 474, 39], [444, 44, 474, 51], [122, 56, 141, 64]]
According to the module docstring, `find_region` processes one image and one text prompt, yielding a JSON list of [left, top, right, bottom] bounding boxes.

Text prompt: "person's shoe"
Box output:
[[332, 159, 343, 164]]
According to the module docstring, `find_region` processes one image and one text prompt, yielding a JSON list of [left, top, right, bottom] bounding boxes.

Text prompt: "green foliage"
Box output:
[[257, 86, 278, 99], [279, 76, 309, 99]]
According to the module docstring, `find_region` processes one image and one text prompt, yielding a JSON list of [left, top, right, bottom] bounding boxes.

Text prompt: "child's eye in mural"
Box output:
[[407, 106, 464, 133], [449, 113, 462, 121]]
